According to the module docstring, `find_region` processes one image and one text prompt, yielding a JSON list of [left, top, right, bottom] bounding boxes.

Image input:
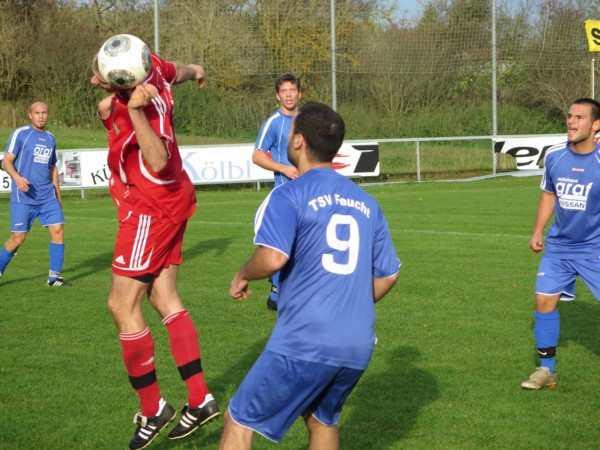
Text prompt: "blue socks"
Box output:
[[534, 309, 560, 374], [0, 246, 15, 274], [48, 242, 65, 280]]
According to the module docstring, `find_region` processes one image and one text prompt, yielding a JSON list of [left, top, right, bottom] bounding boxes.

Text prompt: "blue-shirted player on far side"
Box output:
[[0, 102, 71, 286], [521, 98, 600, 390], [252, 73, 302, 311], [220, 102, 400, 449]]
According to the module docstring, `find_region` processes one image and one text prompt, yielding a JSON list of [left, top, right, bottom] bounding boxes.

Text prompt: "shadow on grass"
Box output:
[[0, 272, 48, 288], [62, 251, 114, 282], [558, 300, 600, 356], [523, 299, 600, 367], [150, 337, 269, 449], [341, 346, 439, 448], [183, 237, 234, 262], [53, 236, 233, 284]]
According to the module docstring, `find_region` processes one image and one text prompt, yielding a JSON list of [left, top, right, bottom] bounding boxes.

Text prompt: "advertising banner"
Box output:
[[0, 142, 379, 192], [495, 135, 600, 171], [494, 136, 566, 170]]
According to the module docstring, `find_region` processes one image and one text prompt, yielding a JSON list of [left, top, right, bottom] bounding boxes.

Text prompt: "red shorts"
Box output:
[[112, 209, 187, 278]]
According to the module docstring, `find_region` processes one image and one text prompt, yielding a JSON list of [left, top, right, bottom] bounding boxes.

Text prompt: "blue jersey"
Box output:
[[254, 168, 400, 370], [4, 125, 57, 205], [255, 109, 293, 187], [541, 143, 600, 258]]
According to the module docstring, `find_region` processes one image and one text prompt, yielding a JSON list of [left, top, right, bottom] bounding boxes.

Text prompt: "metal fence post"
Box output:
[[416, 140, 421, 182]]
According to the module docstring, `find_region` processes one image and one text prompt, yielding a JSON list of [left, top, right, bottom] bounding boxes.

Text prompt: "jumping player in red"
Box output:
[[91, 39, 219, 450]]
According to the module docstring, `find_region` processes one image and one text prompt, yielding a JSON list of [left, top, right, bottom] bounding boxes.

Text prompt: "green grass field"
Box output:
[[1, 176, 599, 449]]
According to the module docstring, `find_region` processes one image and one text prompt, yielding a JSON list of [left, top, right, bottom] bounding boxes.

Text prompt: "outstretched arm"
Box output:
[[172, 62, 205, 88]]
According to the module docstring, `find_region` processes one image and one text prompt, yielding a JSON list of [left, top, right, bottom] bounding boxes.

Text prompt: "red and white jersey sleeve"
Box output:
[[103, 54, 196, 223]]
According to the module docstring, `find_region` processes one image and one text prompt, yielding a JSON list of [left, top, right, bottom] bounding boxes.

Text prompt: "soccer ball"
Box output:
[[97, 34, 152, 89]]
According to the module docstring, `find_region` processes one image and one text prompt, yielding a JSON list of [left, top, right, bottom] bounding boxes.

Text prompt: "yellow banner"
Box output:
[[585, 20, 600, 52]]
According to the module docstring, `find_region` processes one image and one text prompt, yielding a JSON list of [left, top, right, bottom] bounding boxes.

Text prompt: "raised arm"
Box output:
[[127, 84, 169, 172], [172, 62, 205, 88], [97, 95, 113, 120]]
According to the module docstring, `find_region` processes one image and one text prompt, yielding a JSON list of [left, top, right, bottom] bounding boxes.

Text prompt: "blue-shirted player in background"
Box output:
[[252, 73, 302, 311], [0, 102, 71, 286], [220, 102, 400, 449], [521, 98, 600, 389]]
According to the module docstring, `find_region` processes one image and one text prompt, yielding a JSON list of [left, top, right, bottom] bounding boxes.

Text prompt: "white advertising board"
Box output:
[[0, 142, 380, 192], [493, 135, 600, 170]]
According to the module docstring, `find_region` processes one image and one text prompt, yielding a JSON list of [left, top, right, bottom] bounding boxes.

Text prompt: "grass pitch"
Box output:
[[1, 176, 600, 449]]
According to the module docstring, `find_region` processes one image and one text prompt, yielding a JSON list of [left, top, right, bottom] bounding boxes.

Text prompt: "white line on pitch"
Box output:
[[0, 212, 529, 240]]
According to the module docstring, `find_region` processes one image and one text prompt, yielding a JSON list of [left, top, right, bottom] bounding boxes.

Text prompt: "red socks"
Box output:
[[163, 310, 210, 407], [120, 327, 162, 417]]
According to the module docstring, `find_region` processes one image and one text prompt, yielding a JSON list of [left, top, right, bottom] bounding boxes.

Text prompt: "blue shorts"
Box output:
[[228, 349, 364, 442], [10, 199, 64, 233], [536, 257, 600, 301]]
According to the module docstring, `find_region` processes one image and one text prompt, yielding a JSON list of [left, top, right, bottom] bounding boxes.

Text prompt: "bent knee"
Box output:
[[10, 232, 27, 247], [535, 294, 560, 313], [106, 293, 121, 317]]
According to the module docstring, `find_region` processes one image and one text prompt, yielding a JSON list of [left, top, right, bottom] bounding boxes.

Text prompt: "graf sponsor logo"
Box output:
[[556, 180, 592, 211], [572, 168, 585, 173], [33, 145, 51, 156], [33, 145, 51, 164]]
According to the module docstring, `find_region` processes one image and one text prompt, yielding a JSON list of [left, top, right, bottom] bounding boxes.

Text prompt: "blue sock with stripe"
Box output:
[[48, 242, 65, 280], [534, 309, 560, 374], [0, 246, 15, 274]]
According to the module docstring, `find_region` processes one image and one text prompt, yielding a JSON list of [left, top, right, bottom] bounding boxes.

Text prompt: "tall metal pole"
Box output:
[[491, 0, 498, 174], [592, 58, 596, 99], [330, 0, 337, 111], [154, 0, 160, 54]]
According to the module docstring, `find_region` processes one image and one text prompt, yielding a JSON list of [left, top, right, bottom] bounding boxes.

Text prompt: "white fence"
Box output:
[[0, 141, 380, 196]]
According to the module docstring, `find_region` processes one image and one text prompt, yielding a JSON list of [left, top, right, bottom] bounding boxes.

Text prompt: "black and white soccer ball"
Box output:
[[97, 34, 152, 89]]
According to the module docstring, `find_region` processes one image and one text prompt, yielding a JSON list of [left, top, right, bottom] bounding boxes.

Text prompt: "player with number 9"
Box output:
[[221, 102, 400, 449]]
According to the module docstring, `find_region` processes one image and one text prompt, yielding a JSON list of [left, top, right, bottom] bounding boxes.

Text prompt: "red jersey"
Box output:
[[101, 53, 196, 223]]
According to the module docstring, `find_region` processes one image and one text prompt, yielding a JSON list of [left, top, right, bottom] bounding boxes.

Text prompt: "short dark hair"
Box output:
[[573, 98, 600, 121], [294, 102, 345, 162], [275, 73, 301, 92]]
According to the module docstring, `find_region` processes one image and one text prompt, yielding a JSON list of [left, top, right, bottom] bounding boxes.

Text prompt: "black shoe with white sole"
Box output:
[[129, 400, 176, 450], [168, 394, 220, 440], [47, 277, 72, 287]]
